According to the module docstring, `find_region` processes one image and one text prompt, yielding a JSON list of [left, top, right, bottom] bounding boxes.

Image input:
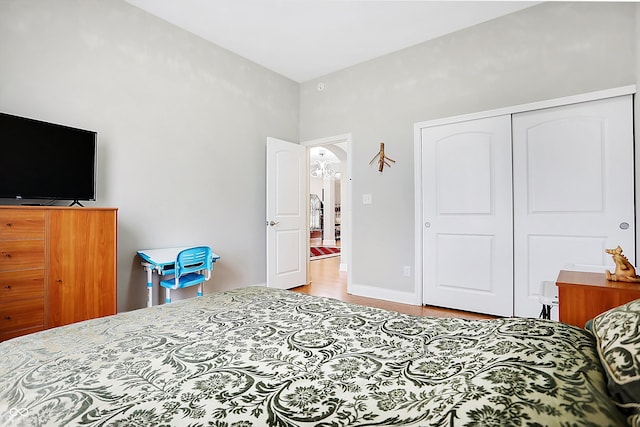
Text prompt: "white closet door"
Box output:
[[422, 115, 513, 317], [513, 95, 635, 318]]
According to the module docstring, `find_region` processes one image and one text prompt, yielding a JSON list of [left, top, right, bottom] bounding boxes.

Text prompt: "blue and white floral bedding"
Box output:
[[0, 286, 627, 426]]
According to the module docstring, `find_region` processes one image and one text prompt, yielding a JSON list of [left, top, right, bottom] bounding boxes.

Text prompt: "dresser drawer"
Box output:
[[0, 298, 44, 334], [0, 210, 45, 240], [0, 325, 45, 341], [0, 240, 45, 271], [0, 270, 44, 301]]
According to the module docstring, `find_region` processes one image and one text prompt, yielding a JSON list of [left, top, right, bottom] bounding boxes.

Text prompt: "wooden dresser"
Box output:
[[0, 206, 117, 341], [556, 270, 640, 328]]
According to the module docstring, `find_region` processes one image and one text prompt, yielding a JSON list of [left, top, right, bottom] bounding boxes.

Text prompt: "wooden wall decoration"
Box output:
[[369, 142, 395, 172]]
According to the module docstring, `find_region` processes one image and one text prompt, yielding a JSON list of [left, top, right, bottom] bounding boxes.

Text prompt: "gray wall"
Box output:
[[0, 0, 299, 311], [299, 2, 638, 296]]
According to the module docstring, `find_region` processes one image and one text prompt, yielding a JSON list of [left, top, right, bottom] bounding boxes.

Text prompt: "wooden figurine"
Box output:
[[605, 245, 640, 283], [369, 142, 395, 172]]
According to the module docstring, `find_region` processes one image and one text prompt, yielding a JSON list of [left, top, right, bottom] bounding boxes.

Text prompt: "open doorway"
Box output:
[[302, 134, 352, 290], [309, 146, 340, 247]]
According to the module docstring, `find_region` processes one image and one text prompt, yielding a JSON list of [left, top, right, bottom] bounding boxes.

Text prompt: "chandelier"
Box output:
[[311, 151, 336, 178]]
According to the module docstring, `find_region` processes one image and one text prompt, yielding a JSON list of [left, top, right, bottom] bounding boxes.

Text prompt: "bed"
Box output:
[[0, 286, 637, 426]]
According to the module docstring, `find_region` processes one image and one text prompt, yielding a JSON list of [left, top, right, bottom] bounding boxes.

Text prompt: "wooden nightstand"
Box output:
[[556, 270, 640, 328]]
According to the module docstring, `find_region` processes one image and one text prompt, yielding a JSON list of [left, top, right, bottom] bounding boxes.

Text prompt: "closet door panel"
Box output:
[[528, 236, 608, 300], [513, 95, 635, 318], [422, 115, 513, 317], [527, 119, 603, 213], [435, 234, 494, 292], [437, 136, 492, 214]]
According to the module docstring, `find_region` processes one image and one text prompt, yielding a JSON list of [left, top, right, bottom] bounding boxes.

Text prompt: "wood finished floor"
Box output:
[[292, 255, 496, 320]]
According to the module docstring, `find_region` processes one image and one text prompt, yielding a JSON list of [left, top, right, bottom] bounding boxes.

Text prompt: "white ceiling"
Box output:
[[124, 0, 538, 83], [310, 145, 340, 162]]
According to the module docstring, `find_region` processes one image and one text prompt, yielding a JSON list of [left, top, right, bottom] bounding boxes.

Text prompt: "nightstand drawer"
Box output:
[[0, 270, 44, 301], [0, 210, 45, 240], [0, 240, 45, 271], [0, 298, 44, 334]]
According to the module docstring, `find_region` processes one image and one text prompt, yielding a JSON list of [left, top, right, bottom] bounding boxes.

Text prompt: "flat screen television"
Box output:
[[0, 112, 96, 204]]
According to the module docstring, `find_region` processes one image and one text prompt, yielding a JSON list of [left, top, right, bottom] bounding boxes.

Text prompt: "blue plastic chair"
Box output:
[[160, 246, 213, 304]]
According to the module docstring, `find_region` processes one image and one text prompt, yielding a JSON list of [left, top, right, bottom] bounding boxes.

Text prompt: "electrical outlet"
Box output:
[[403, 266, 411, 277], [363, 194, 372, 205]]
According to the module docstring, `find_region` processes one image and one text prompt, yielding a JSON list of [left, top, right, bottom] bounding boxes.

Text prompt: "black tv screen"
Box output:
[[0, 112, 96, 202]]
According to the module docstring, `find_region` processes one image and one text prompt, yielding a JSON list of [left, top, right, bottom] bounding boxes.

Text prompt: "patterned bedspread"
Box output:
[[0, 286, 627, 426]]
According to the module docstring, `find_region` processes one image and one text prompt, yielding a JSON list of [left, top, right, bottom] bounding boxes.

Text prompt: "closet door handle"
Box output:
[[620, 222, 630, 230]]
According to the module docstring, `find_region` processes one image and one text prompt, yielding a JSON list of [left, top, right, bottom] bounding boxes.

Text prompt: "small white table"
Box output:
[[137, 246, 221, 307]]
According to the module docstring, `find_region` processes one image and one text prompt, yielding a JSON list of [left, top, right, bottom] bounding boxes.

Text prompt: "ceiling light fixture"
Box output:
[[311, 151, 336, 179]]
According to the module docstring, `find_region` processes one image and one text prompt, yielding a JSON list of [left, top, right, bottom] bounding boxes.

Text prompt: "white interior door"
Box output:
[[421, 115, 514, 316], [266, 137, 308, 289], [513, 95, 635, 318]]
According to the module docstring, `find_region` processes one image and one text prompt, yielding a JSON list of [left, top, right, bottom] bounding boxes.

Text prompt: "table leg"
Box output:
[[144, 265, 153, 308]]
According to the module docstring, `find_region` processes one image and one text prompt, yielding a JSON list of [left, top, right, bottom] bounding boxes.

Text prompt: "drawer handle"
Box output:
[[4, 253, 10, 258], [5, 223, 12, 227], [4, 285, 10, 289], [5, 316, 10, 320]]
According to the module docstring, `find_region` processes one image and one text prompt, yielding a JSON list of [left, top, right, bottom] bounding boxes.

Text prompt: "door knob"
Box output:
[[267, 221, 280, 227], [620, 222, 630, 230]]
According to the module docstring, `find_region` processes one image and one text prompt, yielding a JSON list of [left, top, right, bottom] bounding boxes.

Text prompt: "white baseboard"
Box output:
[[349, 283, 421, 306]]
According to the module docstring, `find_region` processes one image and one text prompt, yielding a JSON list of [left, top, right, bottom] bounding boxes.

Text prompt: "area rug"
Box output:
[[310, 246, 340, 260]]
